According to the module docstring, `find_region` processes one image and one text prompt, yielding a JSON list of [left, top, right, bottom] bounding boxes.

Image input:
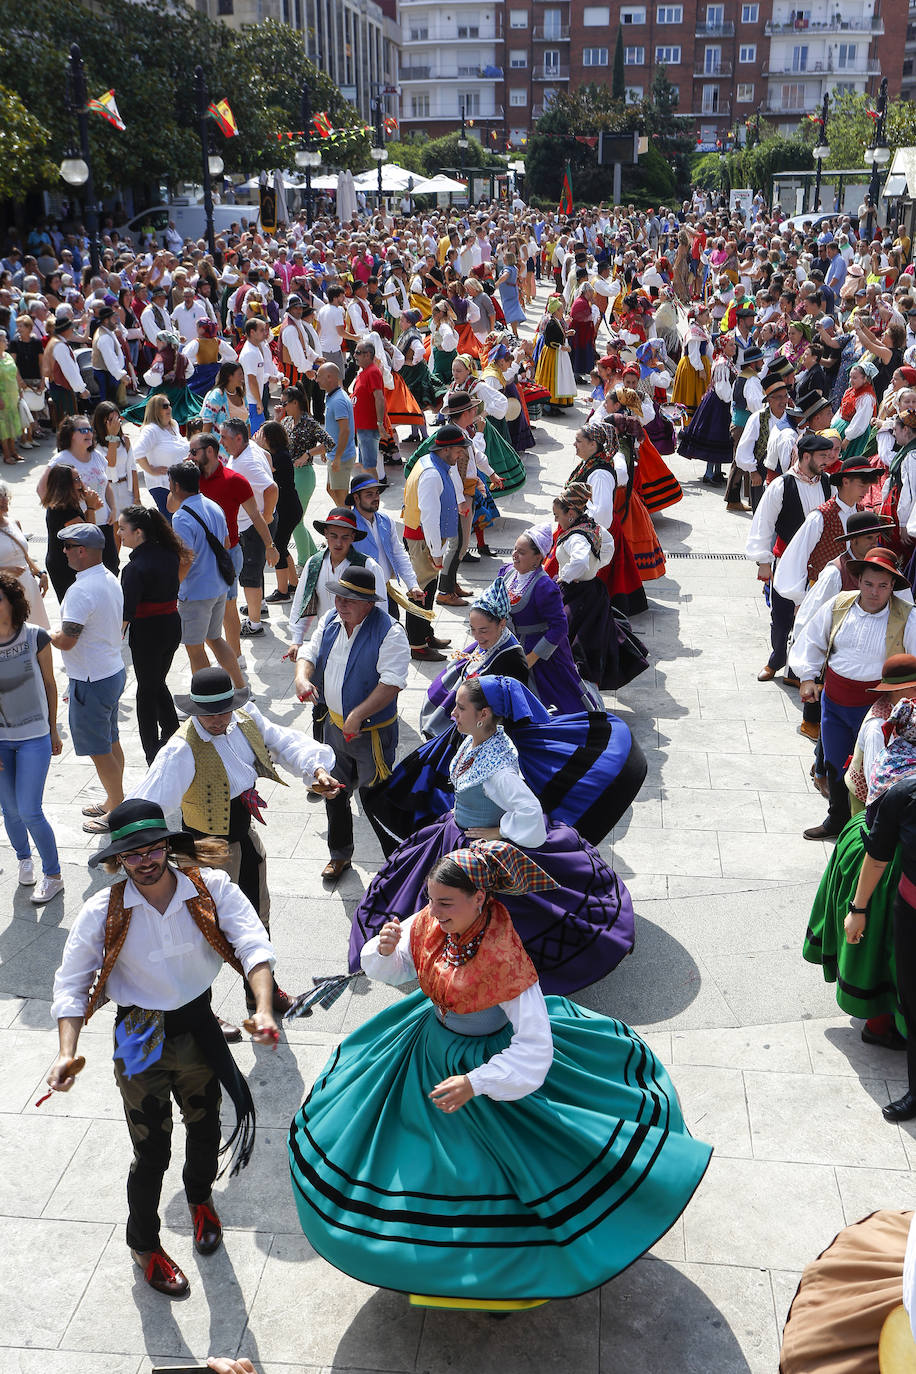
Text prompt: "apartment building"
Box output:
[[902, 1, 916, 102], [396, 0, 901, 153]]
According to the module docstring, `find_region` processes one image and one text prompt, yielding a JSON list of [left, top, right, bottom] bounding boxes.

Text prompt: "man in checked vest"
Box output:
[[49, 800, 279, 1299], [734, 372, 795, 514], [790, 548, 916, 840], [130, 667, 340, 1031]]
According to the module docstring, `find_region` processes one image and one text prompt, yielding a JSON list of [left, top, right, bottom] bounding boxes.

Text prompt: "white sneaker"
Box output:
[[31, 875, 64, 905], [18, 858, 35, 886]]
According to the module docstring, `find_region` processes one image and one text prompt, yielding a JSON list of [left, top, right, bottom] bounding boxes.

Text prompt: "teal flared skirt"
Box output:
[[803, 811, 903, 1031], [121, 383, 201, 426], [406, 418, 527, 495], [288, 990, 711, 1300]]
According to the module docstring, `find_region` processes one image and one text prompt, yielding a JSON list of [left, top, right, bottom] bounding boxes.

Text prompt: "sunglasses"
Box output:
[[120, 843, 167, 867], [60, 542, 82, 550], [161, 402, 172, 409], [73, 426, 92, 434]]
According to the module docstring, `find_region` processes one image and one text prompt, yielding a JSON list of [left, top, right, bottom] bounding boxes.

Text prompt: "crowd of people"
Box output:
[[4, 183, 916, 1359]]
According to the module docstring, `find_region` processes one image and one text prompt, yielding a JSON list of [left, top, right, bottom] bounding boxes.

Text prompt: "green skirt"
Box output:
[[288, 990, 711, 1301], [407, 418, 527, 495], [121, 383, 202, 426], [431, 346, 457, 386], [803, 812, 903, 1030], [401, 361, 446, 411]]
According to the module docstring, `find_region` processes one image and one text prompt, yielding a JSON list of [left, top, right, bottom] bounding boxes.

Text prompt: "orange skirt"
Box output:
[[385, 374, 425, 429], [616, 487, 666, 582], [636, 436, 683, 513], [456, 322, 484, 358]]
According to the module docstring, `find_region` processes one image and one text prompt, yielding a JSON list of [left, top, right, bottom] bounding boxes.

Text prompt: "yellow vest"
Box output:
[[828, 590, 912, 668], [402, 459, 425, 531], [180, 711, 285, 836]]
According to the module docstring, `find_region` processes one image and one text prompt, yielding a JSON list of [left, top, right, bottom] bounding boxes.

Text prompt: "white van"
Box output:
[[114, 201, 259, 248]]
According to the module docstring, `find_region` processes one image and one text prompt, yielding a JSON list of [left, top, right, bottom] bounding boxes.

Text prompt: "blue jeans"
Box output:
[[821, 692, 870, 833], [0, 734, 60, 875]]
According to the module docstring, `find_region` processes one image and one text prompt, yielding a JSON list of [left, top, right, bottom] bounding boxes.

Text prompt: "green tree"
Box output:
[[0, 85, 57, 201], [612, 28, 625, 102], [691, 130, 812, 195], [419, 132, 504, 176]]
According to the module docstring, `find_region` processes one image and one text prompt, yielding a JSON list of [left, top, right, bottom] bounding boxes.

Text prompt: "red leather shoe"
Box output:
[[132, 1247, 190, 1297], [190, 1199, 223, 1255]]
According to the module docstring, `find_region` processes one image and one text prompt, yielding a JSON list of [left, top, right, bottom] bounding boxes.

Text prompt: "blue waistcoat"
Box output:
[[420, 452, 459, 539], [355, 509, 398, 575], [311, 606, 396, 729]]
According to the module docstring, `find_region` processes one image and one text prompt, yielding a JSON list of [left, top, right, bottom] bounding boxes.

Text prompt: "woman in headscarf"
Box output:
[[677, 331, 738, 485], [420, 580, 530, 739], [568, 283, 598, 381], [831, 360, 879, 459], [484, 339, 536, 453], [804, 658, 916, 1055], [779, 317, 812, 370], [562, 419, 646, 614], [670, 304, 713, 421], [121, 329, 201, 425], [533, 297, 577, 415], [634, 340, 677, 456], [397, 308, 445, 419], [351, 676, 635, 992], [428, 298, 461, 386], [291, 838, 708, 1306], [605, 383, 682, 528]]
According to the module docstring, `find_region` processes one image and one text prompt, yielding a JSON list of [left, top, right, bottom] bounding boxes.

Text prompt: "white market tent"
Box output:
[[351, 164, 417, 192], [411, 174, 469, 194], [237, 173, 339, 193]]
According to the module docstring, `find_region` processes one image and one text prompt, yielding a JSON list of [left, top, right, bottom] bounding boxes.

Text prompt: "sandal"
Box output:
[[82, 815, 110, 834], [81, 802, 108, 818]]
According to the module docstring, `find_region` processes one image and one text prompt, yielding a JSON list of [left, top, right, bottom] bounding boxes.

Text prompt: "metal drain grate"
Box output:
[[666, 551, 746, 560]]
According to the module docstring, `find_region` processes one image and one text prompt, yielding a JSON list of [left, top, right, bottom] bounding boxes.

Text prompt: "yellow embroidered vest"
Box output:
[[180, 711, 285, 836], [828, 590, 912, 665]]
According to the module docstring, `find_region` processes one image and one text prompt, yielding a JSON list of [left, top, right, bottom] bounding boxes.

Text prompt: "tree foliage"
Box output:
[[525, 81, 690, 205], [0, 1, 368, 198], [794, 90, 916, 172], [418, 133, 504, 176], [692, 132, 813, 194], [0, 84, 58, 201]]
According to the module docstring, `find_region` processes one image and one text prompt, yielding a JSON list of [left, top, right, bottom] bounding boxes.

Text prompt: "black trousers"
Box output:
[[767, 587, 796, 673], [894, 893, 916, 1089], [128, 613, 181, 764], [115, 1028, 220, 1252]]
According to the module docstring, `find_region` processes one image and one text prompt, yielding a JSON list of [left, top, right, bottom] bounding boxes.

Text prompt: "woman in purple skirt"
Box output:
[[349, 675, 635, 994], [499, 527, 601, 712]]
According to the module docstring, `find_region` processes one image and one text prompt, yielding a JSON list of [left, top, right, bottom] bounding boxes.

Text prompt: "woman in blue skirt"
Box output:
[[289, 841, 711, 1305]]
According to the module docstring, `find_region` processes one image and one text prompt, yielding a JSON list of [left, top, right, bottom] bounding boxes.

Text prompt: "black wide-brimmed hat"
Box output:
[[834, 510, 891, 543], [830, 455, 882, 486], [88, 799, 191, 869], [313, 506, 366, 539], [173, 665, 250, 719], [326, 566, 381, 602], [797, 391, 833, 425]]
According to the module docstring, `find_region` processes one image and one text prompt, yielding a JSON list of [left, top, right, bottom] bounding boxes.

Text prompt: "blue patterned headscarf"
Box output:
[[472, 578, 511, 622], [478, 675, 551, 724]]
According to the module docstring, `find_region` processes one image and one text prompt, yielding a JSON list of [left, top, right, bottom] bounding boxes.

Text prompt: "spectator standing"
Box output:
[[118, 504, 186, 765], [238, 318, 277, 436], [92, 401, 139, 523], [352, 341, 390, 482], [220, 419, 279, 638], [168, 461, 244, 689], [318, 362, 357, 506], [317, 284, 346, 380], [49, 524, 126, 833], [0, 482, 50, 628], [0, 570, 63, 904], [130, 395, 189, 519], [37, 416, 118, 573]]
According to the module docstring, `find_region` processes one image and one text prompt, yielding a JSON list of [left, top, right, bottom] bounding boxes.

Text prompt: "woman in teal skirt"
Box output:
[[122, 330, 201, 426], [288, 841, 711, 1305], [280, 385, 331, 565]]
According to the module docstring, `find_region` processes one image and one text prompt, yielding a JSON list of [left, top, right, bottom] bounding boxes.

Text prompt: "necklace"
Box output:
[[441, 909, 489, 967]]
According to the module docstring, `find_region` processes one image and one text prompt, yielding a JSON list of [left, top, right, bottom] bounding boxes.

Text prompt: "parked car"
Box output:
[[113, 202, 257, 248]]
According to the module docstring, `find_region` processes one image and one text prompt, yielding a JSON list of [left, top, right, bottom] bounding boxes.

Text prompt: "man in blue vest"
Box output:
[[295, 567, 410, 882], [347, 467, 451, 663]]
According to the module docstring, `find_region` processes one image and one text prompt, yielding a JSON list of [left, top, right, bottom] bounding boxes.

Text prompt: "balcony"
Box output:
[[401, 104, 505, 121], [406, 29, 502, 43], [532, 62, 570, 79], [760, 101, 817, 115], [764, 16, 884, 35], [399, 66, 505, 82], [761, 58, 881, 76], [696, 21, 735, 36], [694, 61, 733, 76], [532, 23, 570, 39]]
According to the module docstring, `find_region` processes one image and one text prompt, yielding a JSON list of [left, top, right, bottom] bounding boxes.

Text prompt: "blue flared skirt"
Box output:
[[288, 991, 711, 1300]]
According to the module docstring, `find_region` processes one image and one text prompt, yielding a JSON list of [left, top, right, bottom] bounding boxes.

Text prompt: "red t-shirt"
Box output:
[[200, 462, 254, 547], [352, 363, 385, 431]]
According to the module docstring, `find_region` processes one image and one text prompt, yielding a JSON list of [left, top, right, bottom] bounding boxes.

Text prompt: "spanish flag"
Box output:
[[383, 114, 399, 137], [558, 161, 573, 215], [312, 111, 333, 139], [207, 98, 238, 138], [87, 90, 125, 132]]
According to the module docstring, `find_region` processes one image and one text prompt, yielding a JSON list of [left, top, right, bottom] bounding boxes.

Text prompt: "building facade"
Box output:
[[395, 0, 901, 153]]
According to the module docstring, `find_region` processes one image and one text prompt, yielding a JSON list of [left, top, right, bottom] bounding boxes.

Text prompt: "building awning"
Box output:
[[884, 172, 908, 199]]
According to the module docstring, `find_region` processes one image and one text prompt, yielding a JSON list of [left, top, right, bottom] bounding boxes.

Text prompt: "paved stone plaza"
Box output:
[[2, 331, 916, 1371]]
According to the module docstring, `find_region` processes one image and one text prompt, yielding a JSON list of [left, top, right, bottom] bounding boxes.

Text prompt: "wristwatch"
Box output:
[[849, 903, 868, 915]]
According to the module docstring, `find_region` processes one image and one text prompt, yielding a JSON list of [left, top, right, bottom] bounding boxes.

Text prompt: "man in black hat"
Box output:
[[793, 511, 895, 639], [747, 431, 835, 682], [773, 455, 884, 609], [295, 566, 410, 881], [763, 392, 834, 479], [790, 548, 916, 839], [402, 421, 472, 616], [140, 282, 172, 349], [734, 372, 794, 513], [132, 666, 339, 1018], [48, 800, 279, 1298], [90, 304, 129, 405], [286, 506, 386, 662]]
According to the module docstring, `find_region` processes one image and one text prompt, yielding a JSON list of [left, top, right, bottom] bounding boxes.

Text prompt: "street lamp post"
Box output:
[[812, 93, 831, 214], [59, 43, 100, 276], [863, 76, 891, 239], [370, 99, 386, 210], [193, 66, 217, 259], [295, 80, 321, 228]]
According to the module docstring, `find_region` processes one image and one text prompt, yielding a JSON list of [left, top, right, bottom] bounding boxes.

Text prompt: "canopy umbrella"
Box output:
[[410, 174, 469, 195], [351, 163, 416, 193]]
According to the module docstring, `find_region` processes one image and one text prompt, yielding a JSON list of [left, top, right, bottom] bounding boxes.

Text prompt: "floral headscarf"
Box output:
[[868, 699, 916, 804]]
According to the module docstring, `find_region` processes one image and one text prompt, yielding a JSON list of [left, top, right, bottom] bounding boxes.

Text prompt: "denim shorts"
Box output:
[[227, 540, 244, 602], [179, 594, 227, 645], [69, 668, 126, 757]]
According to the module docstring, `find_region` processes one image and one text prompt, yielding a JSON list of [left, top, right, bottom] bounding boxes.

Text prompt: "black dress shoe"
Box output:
[[461, 549, 481, 564], [803, 823, 840, 841], [189, 1199, 223, 1255], [862, 1024, 907, 1051], [477, 544, 495, 557], [411, 644, 446, 662], [882, 1090, 916, 1122], [427, 635, 451, 649]]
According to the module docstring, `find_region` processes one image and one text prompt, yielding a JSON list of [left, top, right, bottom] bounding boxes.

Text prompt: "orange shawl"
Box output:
[[410, 900, 538, 1015]]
